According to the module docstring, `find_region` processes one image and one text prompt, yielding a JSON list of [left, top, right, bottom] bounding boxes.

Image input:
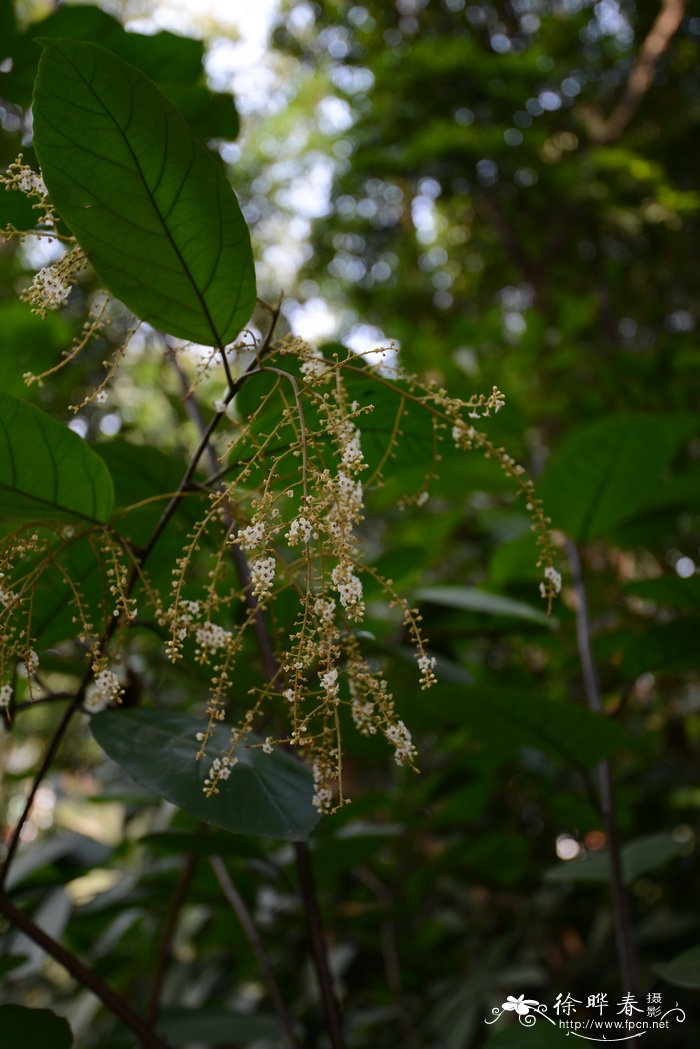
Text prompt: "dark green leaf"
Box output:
[[415, 585, 554, 626], [33, 39, 255, 346], [538, 414, 696, 541], [0, 954, 29, 976], [545, 833, 685, 885], [3, 7, 202, 104], [624, 575, 700, 612], [654, 946, 700, 990], [428, 685, 629, 767], [163, 83, 240, 141], [0, 301, 73, 399], [0, 392, 114, 523], [91, 710, 320, 841], [621, 619, 700, 679], [0, 1006, 73, 1049]]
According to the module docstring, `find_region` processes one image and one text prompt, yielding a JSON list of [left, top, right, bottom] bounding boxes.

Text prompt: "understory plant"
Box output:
[[0, 34, 564, 1049]]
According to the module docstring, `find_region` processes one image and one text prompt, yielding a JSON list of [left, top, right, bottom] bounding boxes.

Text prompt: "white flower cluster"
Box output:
[[250, 556, 276, 598], [313, 596, 336, 624], [0, 683, 12, 709], [262, 737, 274, 754], [3, 157, 48, 198], [385, 720, 417, 767], [417, 653, 437, 689], [26, 265, 72, 311], [540, 564, 562, 599], [300, 352, 333, 386], [238, 520, 267, 550], [339, 421, 364, 472], [351, 698, 377, 735], [195, 621, 232, 652], [319, 667, 339, 699], [0, 585, 15, 607], [331, 562, 364, 620], [286, 515, 313, 545], [312, 758, 334, 813], [172, 599, 201, 642], [325, 471, 364, 544], [204, 754, 238, 793], [85, 668, 123, 713]]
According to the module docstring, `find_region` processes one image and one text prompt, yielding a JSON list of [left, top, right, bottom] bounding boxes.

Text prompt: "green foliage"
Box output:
[[545, 833, 685, 885], [91, 710, 320, 841], [654, 947, 700, 990], [32, 39, 255, 346], [0, 392, 113, 522], [0, 1004, 73, 1048], [539, 414, 697, 541], [1, 2, 699, 1047]]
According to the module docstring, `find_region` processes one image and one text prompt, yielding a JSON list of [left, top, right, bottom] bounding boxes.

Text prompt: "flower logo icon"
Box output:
[[502, 994, 540, 1016]]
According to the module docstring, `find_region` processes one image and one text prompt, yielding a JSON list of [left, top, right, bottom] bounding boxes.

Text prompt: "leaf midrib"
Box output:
[[67, 47, 226, 349]]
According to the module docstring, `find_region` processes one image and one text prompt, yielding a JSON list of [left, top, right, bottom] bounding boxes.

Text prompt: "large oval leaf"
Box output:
[[32, 38, 255, 346], [91, 709, 320, 841], [538, 414, 697, 541], [0, 392, 114, 523]]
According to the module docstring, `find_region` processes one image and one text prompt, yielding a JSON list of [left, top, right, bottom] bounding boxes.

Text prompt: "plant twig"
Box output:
[[0, 890, 171, 1049], [210, 856, 302, 1049], [584, 0, 686, 143], [146, 853, 198, 1024], [567, 540, 639, 1003], [353, 866, 418, 1049], [294, 842, 346, 1049]]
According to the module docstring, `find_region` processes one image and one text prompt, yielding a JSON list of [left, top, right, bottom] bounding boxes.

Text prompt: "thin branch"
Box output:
[[6, 690, 75, 715], [146, 853, 198, 1025], [353, 866, 419, 1049], [585, 0, 686, 143], [567, 541, 639, 1005], [210, 856, 302, 1049], [0, 890, 171, 1049], [294, 842, 346, 1049]]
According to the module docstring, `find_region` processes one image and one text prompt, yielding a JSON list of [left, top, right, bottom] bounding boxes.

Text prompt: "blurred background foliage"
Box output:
[[1, 0, 699, 1046]]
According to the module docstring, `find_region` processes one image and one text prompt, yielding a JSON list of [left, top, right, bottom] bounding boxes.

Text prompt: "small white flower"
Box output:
[[286, 516, 313, 545], [545, 565, 562, 593], [313, 597, 336, 623], [385, 720, 417, 766], [238, 520, 267, 550], [195, 621, 232, 651], [331, 562, 364, 619], [250, 556, 276, 597], [300, 353, 333, 386], [320, 667, 339, 697], [0, 683, 13, 709]]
